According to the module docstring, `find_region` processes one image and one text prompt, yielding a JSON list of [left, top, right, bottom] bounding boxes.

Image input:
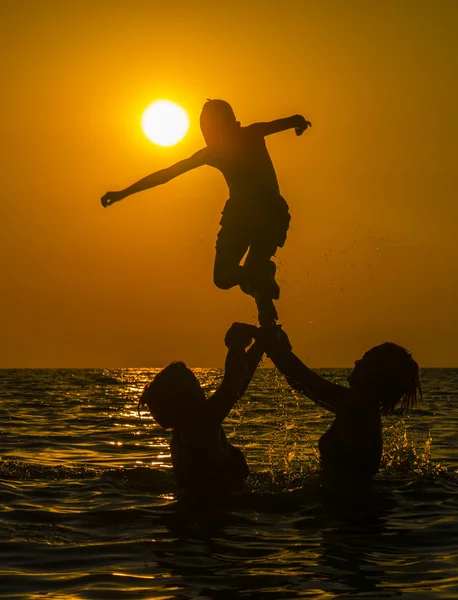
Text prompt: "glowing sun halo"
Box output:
[[141, 100, 190, 147]]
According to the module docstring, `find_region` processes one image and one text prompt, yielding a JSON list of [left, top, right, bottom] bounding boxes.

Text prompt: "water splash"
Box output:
[[381, 419, 448, 478]]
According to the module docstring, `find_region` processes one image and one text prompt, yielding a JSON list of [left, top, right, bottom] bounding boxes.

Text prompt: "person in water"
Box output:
[[138, 322, 263, 491], [101, 99, 311, 325], [260, 326, 422, 484]]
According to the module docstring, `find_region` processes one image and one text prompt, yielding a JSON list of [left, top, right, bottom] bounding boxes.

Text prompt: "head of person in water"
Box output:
[[200, 99, 241, 147], [347, 342, 422, 414], [139, 362, 205, 429]]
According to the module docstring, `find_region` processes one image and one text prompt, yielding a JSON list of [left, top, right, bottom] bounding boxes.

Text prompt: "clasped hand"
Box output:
[[224, 322, 292, 352]]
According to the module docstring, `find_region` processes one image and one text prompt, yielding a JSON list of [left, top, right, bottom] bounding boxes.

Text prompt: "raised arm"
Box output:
[[101, 148, 208, 207], [261, 326, 347, 414], [206, 323, 263, 425], [248, 115, 312, 138]]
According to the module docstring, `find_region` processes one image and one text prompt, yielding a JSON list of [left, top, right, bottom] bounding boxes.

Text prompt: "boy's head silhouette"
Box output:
[[200, 99, 240, 146]]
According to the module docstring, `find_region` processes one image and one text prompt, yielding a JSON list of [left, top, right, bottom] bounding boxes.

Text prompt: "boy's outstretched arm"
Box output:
[[101, 148, 208, 207], [259, 326, 346, 414], [207, 323, 264, 425], [249, 115, 312, 138]]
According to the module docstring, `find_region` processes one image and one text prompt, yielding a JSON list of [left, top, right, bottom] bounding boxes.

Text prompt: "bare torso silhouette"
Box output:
[[205, 125, 280, 200]]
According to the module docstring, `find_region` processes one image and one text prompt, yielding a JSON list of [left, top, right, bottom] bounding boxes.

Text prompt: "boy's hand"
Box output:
[[101, 191, 125, 207], [295, 115, 312, 136], [225, 322, 258, 349]]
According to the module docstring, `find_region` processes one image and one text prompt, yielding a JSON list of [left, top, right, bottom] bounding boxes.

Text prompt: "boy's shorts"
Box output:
[[218, 195, 291, 249]]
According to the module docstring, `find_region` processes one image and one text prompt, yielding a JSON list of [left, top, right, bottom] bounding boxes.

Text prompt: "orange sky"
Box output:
[[1, 0, 457, 367]]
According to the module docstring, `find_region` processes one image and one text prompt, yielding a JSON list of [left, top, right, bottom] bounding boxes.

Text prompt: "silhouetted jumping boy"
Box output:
[[102, 100, 311, 324]]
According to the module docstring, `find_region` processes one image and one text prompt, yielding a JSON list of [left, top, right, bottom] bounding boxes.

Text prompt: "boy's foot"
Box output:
[[255, 295, 278, 327], [240, 261, 280, 301], [265, 260, 280, 300], [240, 277, 257, 298]]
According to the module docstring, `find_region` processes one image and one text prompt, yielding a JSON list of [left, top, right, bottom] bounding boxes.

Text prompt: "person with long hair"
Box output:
[[261, 326, 422, 483]]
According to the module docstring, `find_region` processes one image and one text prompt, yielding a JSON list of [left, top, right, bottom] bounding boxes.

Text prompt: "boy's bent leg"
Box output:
[[241, 202, 289, 323], [243, 242, 280, 300], [243, 199, 290, 298], [213, 226, 251, 290], [243, 241, 280, 326], [256, 295, 279, 326]]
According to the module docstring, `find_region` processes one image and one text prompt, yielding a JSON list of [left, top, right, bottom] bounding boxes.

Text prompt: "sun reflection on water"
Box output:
[[1, 367, 458, 600]]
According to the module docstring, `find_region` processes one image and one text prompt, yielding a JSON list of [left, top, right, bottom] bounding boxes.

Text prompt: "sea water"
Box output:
[[0, 368, 457, 599]]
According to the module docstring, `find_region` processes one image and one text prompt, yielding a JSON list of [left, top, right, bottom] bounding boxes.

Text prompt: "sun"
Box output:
[[141, 100, 190, 147]]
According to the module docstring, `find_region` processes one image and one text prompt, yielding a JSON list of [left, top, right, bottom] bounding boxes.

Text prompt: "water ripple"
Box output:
[[0, 368, 457, 599]]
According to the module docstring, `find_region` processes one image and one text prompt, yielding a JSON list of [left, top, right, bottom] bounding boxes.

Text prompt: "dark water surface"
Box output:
[[0, 368, 457, 599]]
